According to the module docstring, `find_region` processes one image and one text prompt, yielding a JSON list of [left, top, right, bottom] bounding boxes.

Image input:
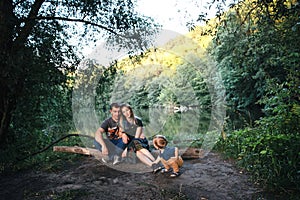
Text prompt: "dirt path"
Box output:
[[0, 152, 262, 200]]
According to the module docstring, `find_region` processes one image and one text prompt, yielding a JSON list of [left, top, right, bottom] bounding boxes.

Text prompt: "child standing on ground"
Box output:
[[152, 135, 183, 177]]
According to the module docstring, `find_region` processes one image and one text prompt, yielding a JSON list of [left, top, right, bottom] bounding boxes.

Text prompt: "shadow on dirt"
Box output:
[[0, 152, 266, 200]]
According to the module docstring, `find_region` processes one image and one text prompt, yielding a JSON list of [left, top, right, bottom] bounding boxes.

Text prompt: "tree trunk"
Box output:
[[0, 88, 14, 145], [0, 0, 15, 145], [0, 0, 45, 144], [53, 146, 205, 159]]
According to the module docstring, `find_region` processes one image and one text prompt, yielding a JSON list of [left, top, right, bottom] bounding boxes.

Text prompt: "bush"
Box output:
[[0, 129, 85, 173], [219, 127, 300, 190], [217, 70, 300, 191]]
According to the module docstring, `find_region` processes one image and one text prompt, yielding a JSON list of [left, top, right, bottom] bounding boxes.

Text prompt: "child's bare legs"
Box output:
[[136, 149, 155, 166], [140, 148, 155, 160]]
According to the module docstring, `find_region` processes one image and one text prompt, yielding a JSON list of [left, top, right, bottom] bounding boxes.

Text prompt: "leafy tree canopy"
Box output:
[[207, 0, 300, 122], [0, 0, 159, 144]]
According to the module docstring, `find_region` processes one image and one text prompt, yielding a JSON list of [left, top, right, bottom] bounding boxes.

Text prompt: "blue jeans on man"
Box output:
[[94, 138, 127, 161]]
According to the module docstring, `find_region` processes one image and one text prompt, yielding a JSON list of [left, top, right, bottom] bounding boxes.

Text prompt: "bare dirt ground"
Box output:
[[0, 152, 266, 200]]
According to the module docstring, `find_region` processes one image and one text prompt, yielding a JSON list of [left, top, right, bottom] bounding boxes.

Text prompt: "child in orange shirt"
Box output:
[[152, 135, 183, 177]]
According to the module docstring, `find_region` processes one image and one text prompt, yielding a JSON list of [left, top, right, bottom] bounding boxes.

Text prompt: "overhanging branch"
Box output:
[[35, 16, 119, 35], [33, 16, 143, 42], [20, 14, 150, 53]]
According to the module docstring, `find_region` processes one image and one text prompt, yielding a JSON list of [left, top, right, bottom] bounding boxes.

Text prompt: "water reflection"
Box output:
[[146, 108, 210, 148], [97, 107, 211, 149]]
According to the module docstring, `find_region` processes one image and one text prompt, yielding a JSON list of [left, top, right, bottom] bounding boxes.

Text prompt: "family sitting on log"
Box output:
[[94, 102, 183, 177]]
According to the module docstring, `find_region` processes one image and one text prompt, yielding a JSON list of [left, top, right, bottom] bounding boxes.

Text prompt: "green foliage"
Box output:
[[2, 3, 299, 198], [209, 0, 300, 123], [0, 130, 84, 173], [219, 128, 300, 190], [1, 0, 160, 173], [12, 82, 73, 136], [110, 37, 213, 109], [1, 0, 159, 145], [217, 69, 300, 190], [211, 0, 300, 191], [95, 63, 118, 113]]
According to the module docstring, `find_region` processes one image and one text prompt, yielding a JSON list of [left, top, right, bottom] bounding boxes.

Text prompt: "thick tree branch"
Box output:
[[234, 3, 259, 34], [34, 16, 120, 36], [0, 0, 15, 50], [53, 146, 204, 159], [16, 134, 94, 161], [28, 16, 147, 43], [13, 0, 45, 49]]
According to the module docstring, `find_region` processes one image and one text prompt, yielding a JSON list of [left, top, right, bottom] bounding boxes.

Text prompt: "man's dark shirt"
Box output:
[[100, 117, 118, 139]]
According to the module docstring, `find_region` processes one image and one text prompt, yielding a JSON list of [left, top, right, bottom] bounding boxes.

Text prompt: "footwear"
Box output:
[[101, 155, 110, 163], [161, 168, 169, 174], [170, 172, 180, 177], [113, 155, 121, 165], [153, 166, 162, 174], [152, 163, 162, 174]]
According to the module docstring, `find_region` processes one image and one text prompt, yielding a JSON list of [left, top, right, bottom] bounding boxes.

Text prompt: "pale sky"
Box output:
[[136, 0, 217, 34], [81, 0, 219, 56]]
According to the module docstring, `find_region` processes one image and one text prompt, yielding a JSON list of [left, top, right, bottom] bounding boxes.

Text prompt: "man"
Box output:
[[94, 103, 129, 165]]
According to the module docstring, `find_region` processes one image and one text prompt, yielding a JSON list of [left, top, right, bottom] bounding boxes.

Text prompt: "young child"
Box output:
[[152, 135, 183, 177]]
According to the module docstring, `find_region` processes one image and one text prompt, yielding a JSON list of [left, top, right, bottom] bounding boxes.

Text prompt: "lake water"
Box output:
[[95, 107, 212, 149], [74, 104, 224, 152]]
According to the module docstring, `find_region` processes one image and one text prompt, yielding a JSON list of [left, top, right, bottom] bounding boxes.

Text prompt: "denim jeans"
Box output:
[[94, 138, 126, 159]]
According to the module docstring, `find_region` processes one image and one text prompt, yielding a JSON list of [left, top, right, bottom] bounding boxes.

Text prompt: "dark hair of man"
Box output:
[[110, 103, 120, 110]]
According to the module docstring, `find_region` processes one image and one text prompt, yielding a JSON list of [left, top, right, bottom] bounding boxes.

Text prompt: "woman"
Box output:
[[119, 103, 155, 167]]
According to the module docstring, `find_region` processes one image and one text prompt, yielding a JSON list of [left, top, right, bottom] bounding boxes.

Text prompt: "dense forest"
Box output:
[[0, 0, 299, 195]]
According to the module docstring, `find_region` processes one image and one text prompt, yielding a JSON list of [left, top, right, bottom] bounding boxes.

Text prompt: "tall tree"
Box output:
[[0, 0, 158, 144], [209, 0, 300, 122]]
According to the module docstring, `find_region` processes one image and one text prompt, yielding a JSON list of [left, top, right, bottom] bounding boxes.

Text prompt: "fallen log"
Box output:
[[53, 146, 103, 160], [53, 146, 204, 159], [181, 147, 204, 159]]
